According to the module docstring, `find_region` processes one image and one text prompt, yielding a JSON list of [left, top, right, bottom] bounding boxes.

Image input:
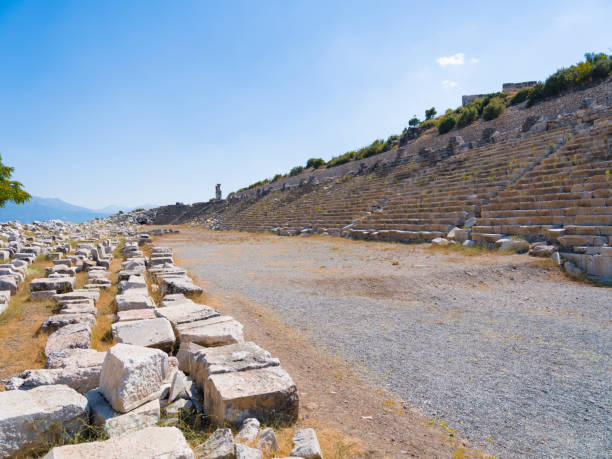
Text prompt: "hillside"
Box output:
[[139, 75, 612, 282]]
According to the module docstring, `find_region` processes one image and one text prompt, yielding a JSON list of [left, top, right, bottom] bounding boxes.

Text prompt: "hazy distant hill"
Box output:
[[0, 197, 155, 224]]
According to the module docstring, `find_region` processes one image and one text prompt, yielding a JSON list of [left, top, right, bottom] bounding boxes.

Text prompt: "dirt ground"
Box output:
[[155, 227, 611, 458]]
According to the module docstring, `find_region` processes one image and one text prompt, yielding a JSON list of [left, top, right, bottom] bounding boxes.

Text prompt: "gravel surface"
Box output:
[[166, 231, 611, 458]]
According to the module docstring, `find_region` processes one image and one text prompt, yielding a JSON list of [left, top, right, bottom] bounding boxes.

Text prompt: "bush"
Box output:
[[289, 166, 304, 176], [408, 116, 420, 126], [456, 104, 478, 128], [420, 119, 438, 130], [510, 88, 530, 105], [438, 115, 456, 134], [482, 97, 505, 121], [306, 158, 325, 169], [425, 107, 437, 120], [271, 174, 283, 182], [326, 152, 354, 168]]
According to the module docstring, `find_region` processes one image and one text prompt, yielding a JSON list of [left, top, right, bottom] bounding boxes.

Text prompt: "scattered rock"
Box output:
[[195, 428, 236, 459], [257, 428, 279, 452], [236, 418, 260, 443], [291, 428, 323, 459]]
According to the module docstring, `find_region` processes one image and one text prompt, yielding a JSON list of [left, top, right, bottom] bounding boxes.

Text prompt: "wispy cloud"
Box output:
[[442, 80, 458, 88], [470, 57, 479, 64], [436, 53, 465, 67]]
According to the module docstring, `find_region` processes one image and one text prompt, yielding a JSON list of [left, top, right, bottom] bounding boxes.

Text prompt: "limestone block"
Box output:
[[154, 302, 219, 326], [115, 293, 155, 311], [161, 277, 204, 296], [42, 426, 194, 459], [236, 418, 260, 443], [447, 227, 470, 242], [42, 313, 97, 332], [206, 366, 298, 426], [46, 348, 106, 369], [45, 323, 92, 357], [236, 444, 262, 459], [495, 238, 529, 253], [99, 343, 169, 413], [116, 308, 157, 322], [176, 341, 205, 374], [176, 316, 244, 347], [194, 428, 235, 459], [54, 289, 100, 303], [257, 428, 278, 452], [0, 385, 89, 458], [31, 277, 75, 293], [111, 318, 176, 351], [6, 366, 101, 394], [31, 289, 58, 299], [193, 342, 279, 395], [431, 237, 449, 246], [291, 428, 323, 459], [104, 399, 160, 438], [0, 276, 18, 295]]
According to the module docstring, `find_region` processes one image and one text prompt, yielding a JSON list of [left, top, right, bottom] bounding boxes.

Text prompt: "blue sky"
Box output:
[[0, 0, 610, 208]]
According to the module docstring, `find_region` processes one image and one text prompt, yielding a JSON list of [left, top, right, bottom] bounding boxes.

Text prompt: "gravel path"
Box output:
[[166, 230, 611, 458]]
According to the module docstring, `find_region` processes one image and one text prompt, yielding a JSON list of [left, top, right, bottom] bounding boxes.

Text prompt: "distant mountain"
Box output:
[[0, 197, 156, 224]]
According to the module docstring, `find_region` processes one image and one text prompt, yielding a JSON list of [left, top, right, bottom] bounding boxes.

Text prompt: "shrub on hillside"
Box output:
[[438, 115, 456, 134], [306, 158, 325, 169], [420, 119, 438, 130], [290, 166, 304, 176], [456, 104, 479, 128], [510, 88, 530, 105], [482, 97, 505, 121]]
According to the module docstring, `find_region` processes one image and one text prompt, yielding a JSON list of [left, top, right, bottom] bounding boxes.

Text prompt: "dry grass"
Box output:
[[90, 256, 122, 351], [0, 256, 54, 389]]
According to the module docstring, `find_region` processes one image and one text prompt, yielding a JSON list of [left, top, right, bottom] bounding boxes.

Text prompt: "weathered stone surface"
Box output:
[[31, 277, 75, 293], [161, 277, 204, 296], [193, 342, 279, 393], [111, 317, 176, 351], [165, 398, 194, 417], [0, 276, 18, 295], [169, 370, 187, 403], [31, 289, 58, 299], [495, 238, 529, 253], [54, 289, 100, 303], [155, 302, 219, 325], [99, 343, 169, 413], [45, 323, 92, 357], [43, 426, 194, 459], [291, 429, 323, 459], [46, 348, 106, 369], [176, 341, 205, 373], [0, 384, 88, 458], [257, 428, 278, 452], [176, 316, 244, 347], [195, 428, 236, 459], [6, 366, 101, 394], [116, 308, 157, 322], [236, 418, 260, 443], [115, 293, 156, 311], [206, 367, 298, 426], [104, 399, 160, 438], [236, 443, 263, 459], [42, 313, 97, 332]]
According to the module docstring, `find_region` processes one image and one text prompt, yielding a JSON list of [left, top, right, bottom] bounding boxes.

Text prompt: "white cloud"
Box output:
[[436, 53, 465, 67], [442, 80, 458, 88], [470, 57, 479, 64]]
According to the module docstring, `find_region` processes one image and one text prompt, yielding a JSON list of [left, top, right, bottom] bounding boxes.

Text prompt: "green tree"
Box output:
[[306, 158, 325, 169], [0, 155, 30, 207], [425, 107, 437, 121], [408, 116, 420, 127]]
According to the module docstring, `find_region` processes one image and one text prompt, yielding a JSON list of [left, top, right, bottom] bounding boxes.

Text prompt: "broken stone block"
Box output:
[[495, 238, 529, 253], [195, 428, 236, 459], [193, 342, 279, 395], [42, 313, 97, 332], [0, 276, 18, 295], [291, 428, 323, 459], [115, 293, 156, 311], [6, 366, 101, 394], [176, 316, 244, 347], [104, 399, 160, 438], [206, 366, 298, 426], [116, 308, 157, 322], [111, 317, 176, 351], [176, 341, 205, 374], [54, 289, 100, 303], [236, 418, 260, 443], [45, 323, 92, 357], [161, 277, 204, 296], [42, 426, 194, 458], [0, 384, 88, 458], [46, 348, 106, 369], [257, 428, 278, 452], [99, 343, 169, 413], [236, 443, 262, 459], [31, 289, 58, 300], [30, 277, 75, 293], [154, 302, 219, 326]]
